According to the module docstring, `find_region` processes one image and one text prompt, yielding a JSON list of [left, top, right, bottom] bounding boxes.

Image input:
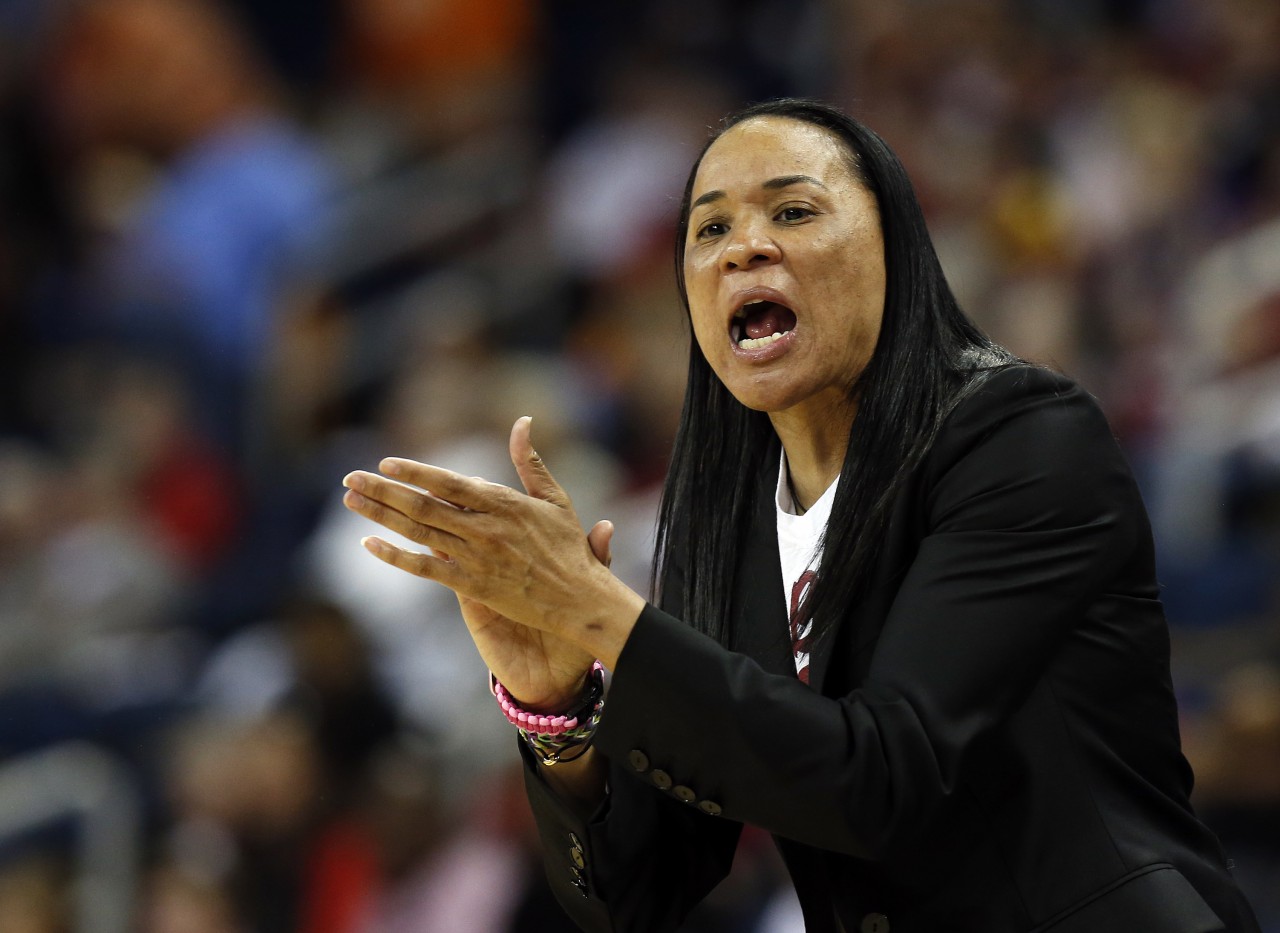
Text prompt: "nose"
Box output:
[[720, 223, 781, 272]]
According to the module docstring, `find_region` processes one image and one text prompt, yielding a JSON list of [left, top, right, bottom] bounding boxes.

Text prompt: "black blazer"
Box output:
[[523, 365, 1261, 933]]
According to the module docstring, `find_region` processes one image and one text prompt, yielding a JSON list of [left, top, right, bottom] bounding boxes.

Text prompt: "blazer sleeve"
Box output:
[[520, 531, 743, 932], [522, 746, 743, 932], [591, 366, 1145, 859]]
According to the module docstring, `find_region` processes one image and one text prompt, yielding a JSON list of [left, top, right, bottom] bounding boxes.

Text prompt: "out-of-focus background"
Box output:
[[0, 0, 1277, 929]]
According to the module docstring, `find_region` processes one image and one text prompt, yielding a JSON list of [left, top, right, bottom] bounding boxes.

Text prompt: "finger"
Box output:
[[344, 469, 489, 539], [370, 459, 504, 513], [587, 519, 614, 569], [509, 416, 571, 509], [343, 486, 467, 552], [360, 535, 463, 588]]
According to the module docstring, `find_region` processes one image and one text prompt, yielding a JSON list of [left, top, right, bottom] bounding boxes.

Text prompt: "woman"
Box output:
[[342, 100, 1260, 932]]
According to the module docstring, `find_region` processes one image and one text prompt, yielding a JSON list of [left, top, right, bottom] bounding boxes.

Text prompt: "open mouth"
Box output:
[[731, 299, 798, 349]]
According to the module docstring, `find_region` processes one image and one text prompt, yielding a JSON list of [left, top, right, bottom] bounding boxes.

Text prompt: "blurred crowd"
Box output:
[[0, 0, 1277, 929]]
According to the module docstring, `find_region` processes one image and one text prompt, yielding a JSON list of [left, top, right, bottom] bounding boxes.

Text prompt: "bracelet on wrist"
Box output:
[[490, 662, 606, 766], [522, 723, 600, 766]]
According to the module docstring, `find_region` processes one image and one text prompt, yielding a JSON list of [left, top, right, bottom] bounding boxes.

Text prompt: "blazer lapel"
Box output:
[[809, 468, 922, 696]]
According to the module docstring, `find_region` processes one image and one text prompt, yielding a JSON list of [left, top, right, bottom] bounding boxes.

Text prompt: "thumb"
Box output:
[[510, 416, 570, 508], [587, 519, 614, 569]]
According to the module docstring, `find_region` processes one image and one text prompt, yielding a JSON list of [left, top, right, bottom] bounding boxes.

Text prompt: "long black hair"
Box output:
[[653, 98, 1013, 646]]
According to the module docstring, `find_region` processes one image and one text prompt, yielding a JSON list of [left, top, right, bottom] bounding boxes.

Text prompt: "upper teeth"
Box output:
[[734, 299, 766, 319]]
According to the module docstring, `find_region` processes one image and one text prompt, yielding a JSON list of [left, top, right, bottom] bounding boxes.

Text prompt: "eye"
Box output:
[[695, 221, 728, 240], [776, 206, 815, 223]]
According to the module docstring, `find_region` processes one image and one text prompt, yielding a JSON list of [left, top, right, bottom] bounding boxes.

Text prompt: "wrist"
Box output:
[[576, 575, 647, 671], [513, 670, 592, 715]]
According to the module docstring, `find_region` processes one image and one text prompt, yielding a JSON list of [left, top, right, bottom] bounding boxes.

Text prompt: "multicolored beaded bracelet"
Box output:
[[490, 661, 606, 765]]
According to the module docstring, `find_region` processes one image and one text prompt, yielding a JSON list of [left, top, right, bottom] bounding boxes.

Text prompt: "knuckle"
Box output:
[[363, 500, 388, 525], [406, 494, 434, 525], [443, 473, 472, 498], [485, 485, 513, 511], [392, 547, 432, 578]]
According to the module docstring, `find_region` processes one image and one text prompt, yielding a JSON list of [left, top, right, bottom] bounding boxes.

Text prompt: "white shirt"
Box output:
[[774, 450, 839, 682]]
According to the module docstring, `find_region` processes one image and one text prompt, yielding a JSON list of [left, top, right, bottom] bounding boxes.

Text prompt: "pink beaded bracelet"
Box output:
[[490, 662, 606, 765], [490, 661, 604, 735]]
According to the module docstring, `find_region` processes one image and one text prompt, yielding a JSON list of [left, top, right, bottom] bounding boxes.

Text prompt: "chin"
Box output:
[[724, 384, 807, 414], [710, 359, 828, 414]]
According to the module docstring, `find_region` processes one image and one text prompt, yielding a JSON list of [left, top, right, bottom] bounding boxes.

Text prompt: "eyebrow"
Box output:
[[689, 174, 828, 211]]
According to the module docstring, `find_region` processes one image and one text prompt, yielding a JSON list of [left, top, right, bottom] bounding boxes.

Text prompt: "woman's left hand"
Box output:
[[341, 417, 645, 668], [449, 518, 613, 712]]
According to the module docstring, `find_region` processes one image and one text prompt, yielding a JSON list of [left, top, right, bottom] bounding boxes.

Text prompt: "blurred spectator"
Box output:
[[542, 67, 724, 283], [0, 432, 189, 757], [296, 740, 576, 933], [342, 0, 531, 113], [1183, 661, 1280, 927], [35, 0, 348, 636], [158, 593, 400, 932], [44, 0, 335, 461], [1147, 216, 1280, 627], [277, 597, 401, 807], [161, 711, 325, 931], [197, 595, 401, 804], [80, 358, 243, 575], [141, 861, 241, 933], [0, 856, 68, 933]]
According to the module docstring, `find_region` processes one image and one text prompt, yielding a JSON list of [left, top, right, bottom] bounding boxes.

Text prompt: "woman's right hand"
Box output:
[[344, 416, 632, 709]]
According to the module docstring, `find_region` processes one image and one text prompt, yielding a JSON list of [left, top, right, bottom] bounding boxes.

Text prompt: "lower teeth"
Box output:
[[739, 331, 785, 349]]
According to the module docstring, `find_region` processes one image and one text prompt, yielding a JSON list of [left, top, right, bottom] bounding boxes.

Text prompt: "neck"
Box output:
[[769, 394, 856, 512]]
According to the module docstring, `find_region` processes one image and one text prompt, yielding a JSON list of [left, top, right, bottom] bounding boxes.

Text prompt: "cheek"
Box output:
[[821, 240, 886, 330], [683, 262, 720, 348], [688, 303, 721, 358]]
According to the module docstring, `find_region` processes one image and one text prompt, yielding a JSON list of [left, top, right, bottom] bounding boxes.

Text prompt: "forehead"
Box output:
[[691, 116, 858, 198]]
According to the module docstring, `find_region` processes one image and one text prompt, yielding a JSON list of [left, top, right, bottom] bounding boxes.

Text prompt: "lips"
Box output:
[[730, 288, 798, 350]]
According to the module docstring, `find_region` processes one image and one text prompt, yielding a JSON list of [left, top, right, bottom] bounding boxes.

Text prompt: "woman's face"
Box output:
[[683, 116, 886, 418]]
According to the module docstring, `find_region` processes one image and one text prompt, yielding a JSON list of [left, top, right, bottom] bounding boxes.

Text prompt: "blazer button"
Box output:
[[697, 799, 722, 816], [672, 785, 696, 804], [650, 769, 673, 790], [627, 749, 650, 773], [570, 865, 588, 895], [861, 913, 890, 933]]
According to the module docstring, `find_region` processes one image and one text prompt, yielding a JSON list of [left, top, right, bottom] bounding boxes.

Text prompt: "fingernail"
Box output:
[[342, 472, 361, 490], [344, 490, 366, 508], [380, 459, 400, 476], [361, 536, 383, 554]]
